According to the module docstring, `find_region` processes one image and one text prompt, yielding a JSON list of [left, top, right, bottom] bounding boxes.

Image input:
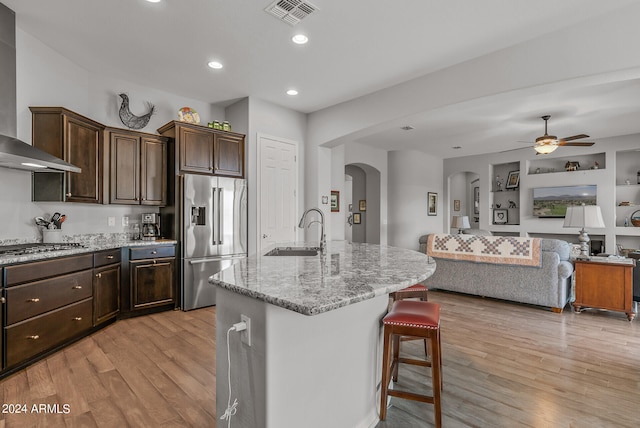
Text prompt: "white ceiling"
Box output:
[[4, 0, 640, 158]]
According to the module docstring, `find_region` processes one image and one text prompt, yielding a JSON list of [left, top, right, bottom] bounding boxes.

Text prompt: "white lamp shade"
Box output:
[[563, 205, 605, 228], [451, 215, 471, 230]]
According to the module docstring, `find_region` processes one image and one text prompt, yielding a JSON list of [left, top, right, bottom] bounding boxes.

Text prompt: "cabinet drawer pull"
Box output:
[[73, 285, 83, 289], [107, 255, 115, 260], [65, 192, 72, 197], [28, 298, 40, 303], [96, 273, 102, 279], [73, 317, 82, 321], [27, 335, 40, 340], [151, 250, 157, 255]]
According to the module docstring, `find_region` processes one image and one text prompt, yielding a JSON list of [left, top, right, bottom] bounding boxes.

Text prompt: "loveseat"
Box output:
[[419, 232, 574, 312]]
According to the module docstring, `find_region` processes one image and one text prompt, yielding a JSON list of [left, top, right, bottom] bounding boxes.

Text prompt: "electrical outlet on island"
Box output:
[[108, 216, 116, 227]]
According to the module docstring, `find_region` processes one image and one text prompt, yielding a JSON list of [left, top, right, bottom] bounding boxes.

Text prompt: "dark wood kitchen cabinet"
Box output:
[[93, 249, 121, 325], [30, 107, 106, 203], [108, 128, 168, 206], [4, 253, 94, 368], [158, 121, 245, 177], [121, 245, 176, 316]]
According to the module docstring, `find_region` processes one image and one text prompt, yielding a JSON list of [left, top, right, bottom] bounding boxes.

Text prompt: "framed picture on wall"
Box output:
[[353, 213, 361, 224], [359, 200, 367, 211], [453, 199, 461, 211], [330, 190, 340, 212], [428, 192, 438, 216]]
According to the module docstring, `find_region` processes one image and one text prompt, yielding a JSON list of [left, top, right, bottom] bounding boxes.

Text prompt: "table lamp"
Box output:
[[451, 215, 471, 234], [563, 204, 605, 259]]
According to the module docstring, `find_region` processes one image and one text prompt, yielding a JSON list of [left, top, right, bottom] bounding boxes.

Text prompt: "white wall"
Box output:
[[387, 150, 443, 250]]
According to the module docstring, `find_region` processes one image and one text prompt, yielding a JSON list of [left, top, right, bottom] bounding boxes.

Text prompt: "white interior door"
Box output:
[[258, 135, 298, 252]]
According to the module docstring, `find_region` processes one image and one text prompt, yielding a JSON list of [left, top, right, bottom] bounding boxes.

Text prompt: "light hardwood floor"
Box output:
[[0, 291, 638, 427]]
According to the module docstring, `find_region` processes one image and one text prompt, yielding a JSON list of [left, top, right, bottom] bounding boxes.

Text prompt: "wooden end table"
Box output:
[[574, 258, 637, 321]]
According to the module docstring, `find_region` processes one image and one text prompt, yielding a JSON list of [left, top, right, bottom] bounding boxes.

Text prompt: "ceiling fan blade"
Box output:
[[560, 134, 589, 142], [560, 142, 595, 147], [500, 146, 532, 153]]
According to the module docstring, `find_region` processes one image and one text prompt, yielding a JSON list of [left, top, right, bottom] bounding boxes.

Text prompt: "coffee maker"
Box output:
[[141, 213, 161, 241]]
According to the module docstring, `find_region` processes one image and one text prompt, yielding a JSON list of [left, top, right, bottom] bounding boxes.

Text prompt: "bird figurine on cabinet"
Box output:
[[118, 93, 155, 130]]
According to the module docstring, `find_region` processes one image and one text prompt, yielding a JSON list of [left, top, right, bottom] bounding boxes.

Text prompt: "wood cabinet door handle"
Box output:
[[65, 192, 72, 197], [73, 285, 83, 289], [73, 317, 82, 321], [151, 250, 157, 255], [96, 273, 102, 279], [107, 255, 115, 259], [27, 335, 40, 340], [28, 298, 40, 303]]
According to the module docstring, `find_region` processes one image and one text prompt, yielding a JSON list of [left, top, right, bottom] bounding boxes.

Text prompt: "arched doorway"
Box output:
[[345, 163, 381, 244], [448, 171, 480, 232]]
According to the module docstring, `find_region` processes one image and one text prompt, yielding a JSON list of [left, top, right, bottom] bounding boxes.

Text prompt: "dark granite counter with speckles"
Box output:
[[210, 241, 436, 316]]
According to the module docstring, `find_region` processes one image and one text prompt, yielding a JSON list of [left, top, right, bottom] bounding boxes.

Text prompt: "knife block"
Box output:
[[43, 229, 63, 243]]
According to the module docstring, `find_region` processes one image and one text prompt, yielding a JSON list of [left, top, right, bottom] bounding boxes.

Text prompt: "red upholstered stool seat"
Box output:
[[388, 284, 430, 355], [380, 300, 443, 427]]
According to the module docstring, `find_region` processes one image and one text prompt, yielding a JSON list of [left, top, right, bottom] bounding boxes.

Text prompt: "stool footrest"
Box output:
[[398, 357, 431, 368], [388, 389, 435, 404]]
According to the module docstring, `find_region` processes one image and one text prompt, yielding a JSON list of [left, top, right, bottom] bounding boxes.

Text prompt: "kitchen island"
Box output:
[[210, 241, 435, 428]]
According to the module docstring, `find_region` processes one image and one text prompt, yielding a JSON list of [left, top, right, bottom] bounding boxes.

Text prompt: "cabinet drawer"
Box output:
[[129, 245, 175, 260], [5, 254, 93, 286], [5, 298, 93, 368], [94, 249, 121, 267], [6, 270, 93, 325]]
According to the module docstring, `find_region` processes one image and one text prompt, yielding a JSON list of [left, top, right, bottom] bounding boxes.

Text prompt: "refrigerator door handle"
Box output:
[[189, 258, 221, 265], [211, 186, 217, 247], [218, 186, 224, 245]]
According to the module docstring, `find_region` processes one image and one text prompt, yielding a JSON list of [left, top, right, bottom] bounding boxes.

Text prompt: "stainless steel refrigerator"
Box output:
[[181, 174, 247, 310]]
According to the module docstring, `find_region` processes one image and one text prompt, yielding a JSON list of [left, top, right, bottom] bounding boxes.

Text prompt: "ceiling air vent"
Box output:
[[265, 0, 319, 26], [401, 125, 415, 131]]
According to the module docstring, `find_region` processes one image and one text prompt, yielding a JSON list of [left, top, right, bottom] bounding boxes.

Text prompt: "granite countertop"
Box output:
[[0, 238, 177, 266], [209, 241, 436, 316]]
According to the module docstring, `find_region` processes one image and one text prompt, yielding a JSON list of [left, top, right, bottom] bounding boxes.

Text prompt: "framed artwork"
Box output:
[[428, 192, 438, 216], [330, 190, 339, 212], [506, 170, 520, 189], [453, 199, 461, 211], [493, 209, 508, 224], [353, 213, 361, 224], [359, 200, 367, 211], [474, 187, 479, 214]]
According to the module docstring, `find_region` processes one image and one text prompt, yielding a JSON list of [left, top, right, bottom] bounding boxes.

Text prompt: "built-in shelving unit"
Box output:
[[490, 161, 520, 227], [615, 149, 640, 249], [527, 153, 605, 175]]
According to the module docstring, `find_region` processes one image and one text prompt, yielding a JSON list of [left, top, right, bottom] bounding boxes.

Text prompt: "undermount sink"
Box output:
[[264, 247, 320, 256]]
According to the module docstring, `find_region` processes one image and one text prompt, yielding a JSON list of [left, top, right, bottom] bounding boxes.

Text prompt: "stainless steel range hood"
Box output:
[[0, 134, 81, 173]]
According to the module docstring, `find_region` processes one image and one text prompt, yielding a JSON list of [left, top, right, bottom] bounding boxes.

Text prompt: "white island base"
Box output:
[[216, 287, 388, 428]]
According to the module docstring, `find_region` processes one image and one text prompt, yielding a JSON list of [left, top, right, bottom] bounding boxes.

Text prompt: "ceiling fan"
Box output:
[[529, 115, 594, 154]]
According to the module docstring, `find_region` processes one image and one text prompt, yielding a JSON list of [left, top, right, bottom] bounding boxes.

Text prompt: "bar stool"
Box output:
[[388, 283, 429, 308], [380, 300, 442, 427], [389, 284, 429, 356]]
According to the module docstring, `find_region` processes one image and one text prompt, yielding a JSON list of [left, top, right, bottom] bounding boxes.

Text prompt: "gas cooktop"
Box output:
[[0, 242, 85, 256]]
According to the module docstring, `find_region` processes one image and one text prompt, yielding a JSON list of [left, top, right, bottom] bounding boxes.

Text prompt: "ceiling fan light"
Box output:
[[534, 144, 559, 154]]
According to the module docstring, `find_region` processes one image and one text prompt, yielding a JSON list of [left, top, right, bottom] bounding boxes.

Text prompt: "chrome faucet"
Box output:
[[298, 207, 326, 252]]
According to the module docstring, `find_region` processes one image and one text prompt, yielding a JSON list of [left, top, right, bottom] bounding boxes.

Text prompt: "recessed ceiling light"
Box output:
[[208, 61, 223, 69], [287, 89, 299, 96], [292, 34, 309, 45], [146, 0, 162, 3]]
